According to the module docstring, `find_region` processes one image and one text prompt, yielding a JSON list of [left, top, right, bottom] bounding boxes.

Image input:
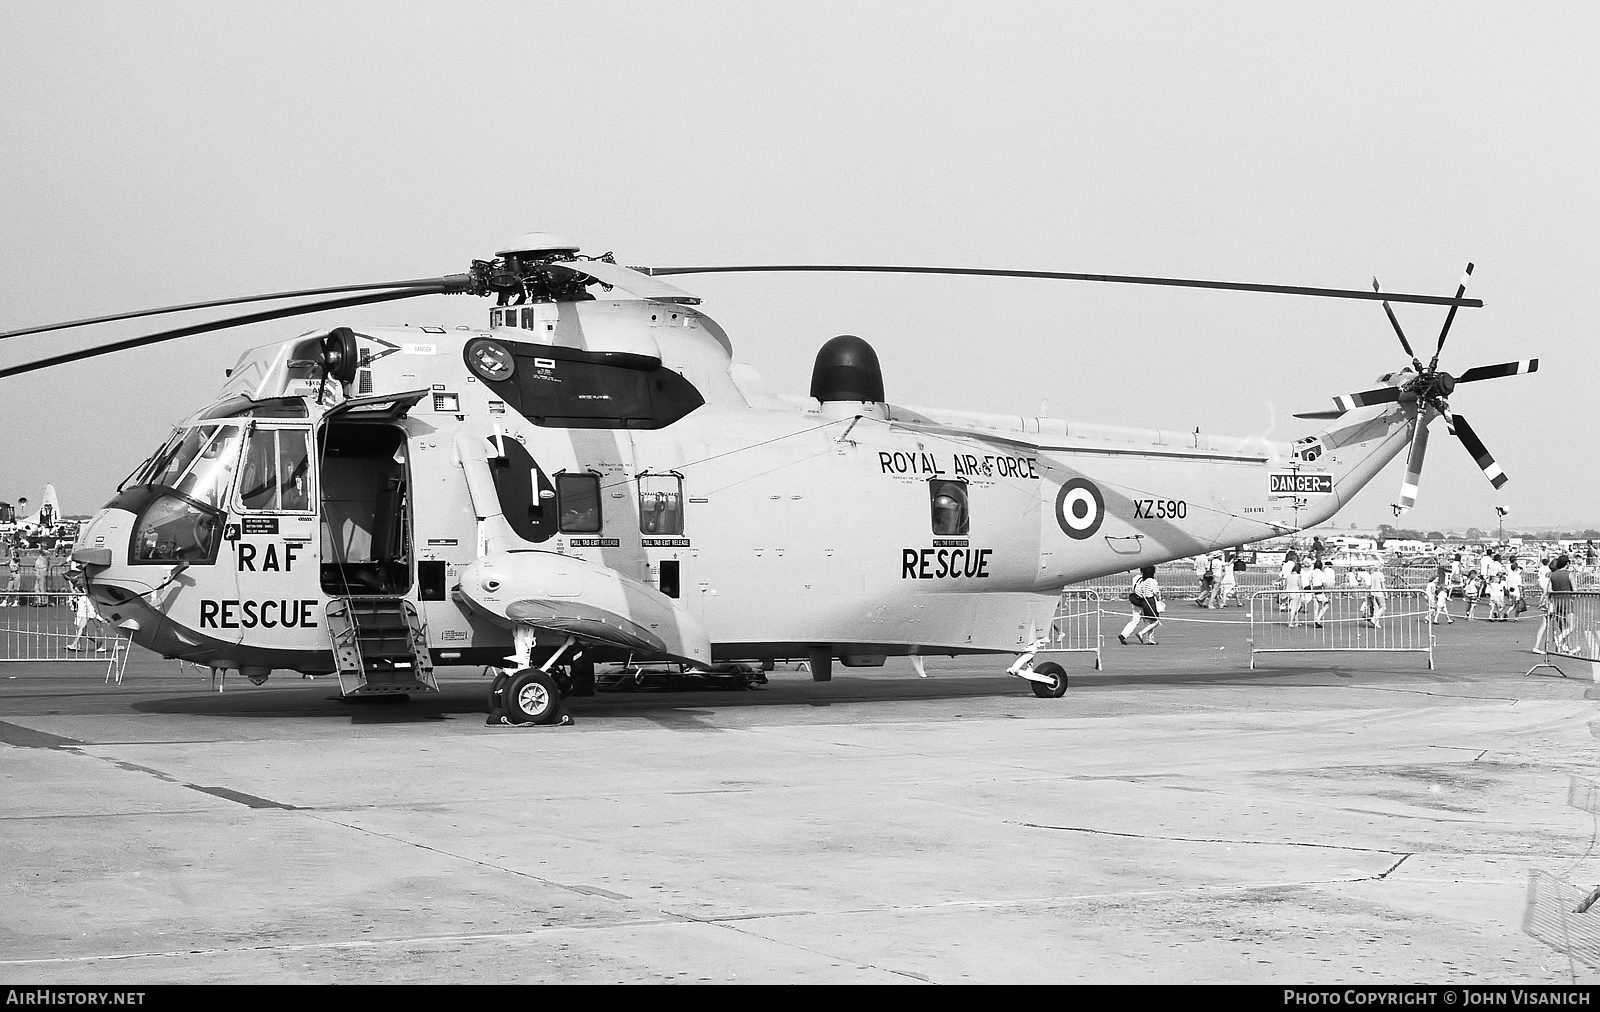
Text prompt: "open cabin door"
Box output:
[[317, 389, 436, 695]]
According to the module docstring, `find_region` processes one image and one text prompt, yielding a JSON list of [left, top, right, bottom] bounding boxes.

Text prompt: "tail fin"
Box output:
[[15, 484, 61, 528]]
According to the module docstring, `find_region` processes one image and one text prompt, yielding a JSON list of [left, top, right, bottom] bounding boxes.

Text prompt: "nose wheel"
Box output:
[[1027, 661, 1068, 698]]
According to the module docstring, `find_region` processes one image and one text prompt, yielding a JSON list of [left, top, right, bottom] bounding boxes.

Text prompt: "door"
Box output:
[[229, 422, 323, 647]]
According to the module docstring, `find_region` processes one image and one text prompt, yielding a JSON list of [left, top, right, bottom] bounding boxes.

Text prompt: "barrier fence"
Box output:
[[1042, 589, 1102, 669], [1525, 590, 1600, 679], [1247, 588, 1433, 670], [0, 591, 132, 682]]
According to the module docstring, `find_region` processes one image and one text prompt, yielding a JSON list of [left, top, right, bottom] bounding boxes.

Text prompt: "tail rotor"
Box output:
[[1294, 263, 1535, 512]]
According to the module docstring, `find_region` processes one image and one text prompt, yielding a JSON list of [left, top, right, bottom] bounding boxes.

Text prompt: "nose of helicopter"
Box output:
[[69, 507, 148, 621]]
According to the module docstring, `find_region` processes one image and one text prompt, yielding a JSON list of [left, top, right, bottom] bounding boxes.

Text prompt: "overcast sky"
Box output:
[[2, 2, 1594, 532]]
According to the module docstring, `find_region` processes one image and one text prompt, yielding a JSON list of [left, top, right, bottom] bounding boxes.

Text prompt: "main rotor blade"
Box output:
[[1428, 262, 1474, 371], [1448, 411, 1508, 490], [1373, 276, 1423, 370], [0, 276, 467, 341], [1332, 385, 1406, 413], [1456, 359, 1539, 383], [547, 261, 700, 304], [637, 264, 1483, 308], [1398, 418, 1430, 512], [0, 287, 430, 381]]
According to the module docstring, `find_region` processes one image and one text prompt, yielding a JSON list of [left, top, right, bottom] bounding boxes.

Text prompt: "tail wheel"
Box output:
[[504, 669, 564, 725], [1030, 661, 1068, 699]]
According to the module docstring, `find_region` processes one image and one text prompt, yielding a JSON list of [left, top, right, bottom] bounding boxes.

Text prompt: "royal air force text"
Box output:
[[879, 451, 1039, 480]]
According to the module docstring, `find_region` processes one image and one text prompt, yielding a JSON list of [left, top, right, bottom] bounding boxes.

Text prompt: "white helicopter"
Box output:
[[1, 236, 1535, 724]]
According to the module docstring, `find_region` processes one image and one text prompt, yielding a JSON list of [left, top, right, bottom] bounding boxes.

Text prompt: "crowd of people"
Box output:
[[1117, 538, 1591, 651], [0, 548, 107, 652]]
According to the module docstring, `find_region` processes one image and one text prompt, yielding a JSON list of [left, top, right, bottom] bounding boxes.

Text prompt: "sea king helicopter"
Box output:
[[0, 236, 1536, 724]]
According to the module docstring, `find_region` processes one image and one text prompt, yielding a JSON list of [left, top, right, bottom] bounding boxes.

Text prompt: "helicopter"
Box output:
[[0, 235, 1536, 725]]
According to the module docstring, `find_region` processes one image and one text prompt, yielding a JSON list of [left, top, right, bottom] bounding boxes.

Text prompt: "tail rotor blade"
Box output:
[[1397, 417, 1430, 512], [1448, 411, 1508, 489], [1332, 385, 1405, 414], [1373, 277, 1423, 371], [1456, 359, 1539, 383], [1428, 262, 1474, 371]]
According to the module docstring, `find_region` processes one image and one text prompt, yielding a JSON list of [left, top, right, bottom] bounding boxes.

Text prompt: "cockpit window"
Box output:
[[929, 479, 970, 536], [238, 427, 313, 512], [140, 425, 244, 509]]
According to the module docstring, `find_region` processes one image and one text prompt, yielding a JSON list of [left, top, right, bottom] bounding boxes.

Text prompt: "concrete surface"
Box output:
[[1, 609, 1597, 984]]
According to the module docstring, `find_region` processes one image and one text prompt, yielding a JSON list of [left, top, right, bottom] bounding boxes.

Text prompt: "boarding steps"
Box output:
[[325, 597, 437, 695]]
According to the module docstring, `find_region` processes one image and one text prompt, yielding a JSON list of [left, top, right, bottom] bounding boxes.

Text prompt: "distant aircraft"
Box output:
[[5, 484, 61, 535]]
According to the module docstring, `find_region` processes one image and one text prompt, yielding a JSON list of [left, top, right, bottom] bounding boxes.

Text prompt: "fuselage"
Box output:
[[74, 297, 1415, 679]]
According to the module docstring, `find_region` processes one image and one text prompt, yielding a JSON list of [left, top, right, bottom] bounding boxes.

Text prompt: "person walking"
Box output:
[[64, 568, 105, 653], [1309, 560, 1330, 628], [1507, 560, 1525, 621], [1218, 552, 1239, 608], [1533, 559, 1556, 653], [31, 551, 49, 607], [1463, 572, 1484, 620], [1207, 553, 1227, 608], [1120, 566, 1162, 645], [1366, 564, 1388, 629], [1, 552, 20, 607], [1487, 573, 1506, 621], [1429, 563, 1454, 625], [1547, 555, 1575, 653], [1285, 561, 1305, 628]]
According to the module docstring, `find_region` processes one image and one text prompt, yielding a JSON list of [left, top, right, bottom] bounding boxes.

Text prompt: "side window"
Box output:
[[638, 473, 684, 535], [929, 478, 969, 536], [239, 427, 313, 512], [556, 472, 602, 533]]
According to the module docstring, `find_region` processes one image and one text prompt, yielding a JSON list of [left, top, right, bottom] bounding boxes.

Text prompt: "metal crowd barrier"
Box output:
[[0, 591, 133, 682], [1247, 588, 1433, 670], [1525, 590, 1600, 679], [1043, 589, 1102, 670]]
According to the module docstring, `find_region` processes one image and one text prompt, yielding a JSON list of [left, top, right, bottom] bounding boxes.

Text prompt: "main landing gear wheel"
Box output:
[[1029, 661, 1068, 699], [503, 668, 565, 725]]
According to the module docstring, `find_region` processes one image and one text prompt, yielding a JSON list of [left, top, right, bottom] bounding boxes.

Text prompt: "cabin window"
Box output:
[[238, 427, 313, 512], [929, 479, 970, 536], [638, 474, 684, 535], [557, 473, 602, 533]]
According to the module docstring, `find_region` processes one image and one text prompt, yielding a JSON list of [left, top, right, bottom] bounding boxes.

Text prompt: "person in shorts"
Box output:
[[0, 552, 20, 607], [1309, 560, 1330, 628], [1120, 566, 1162, 645], [1365, 564, 1387, 629]]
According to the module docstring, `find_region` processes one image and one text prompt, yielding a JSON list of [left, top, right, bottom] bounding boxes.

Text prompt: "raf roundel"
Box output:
[[1055, 477, 1105, 540]]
